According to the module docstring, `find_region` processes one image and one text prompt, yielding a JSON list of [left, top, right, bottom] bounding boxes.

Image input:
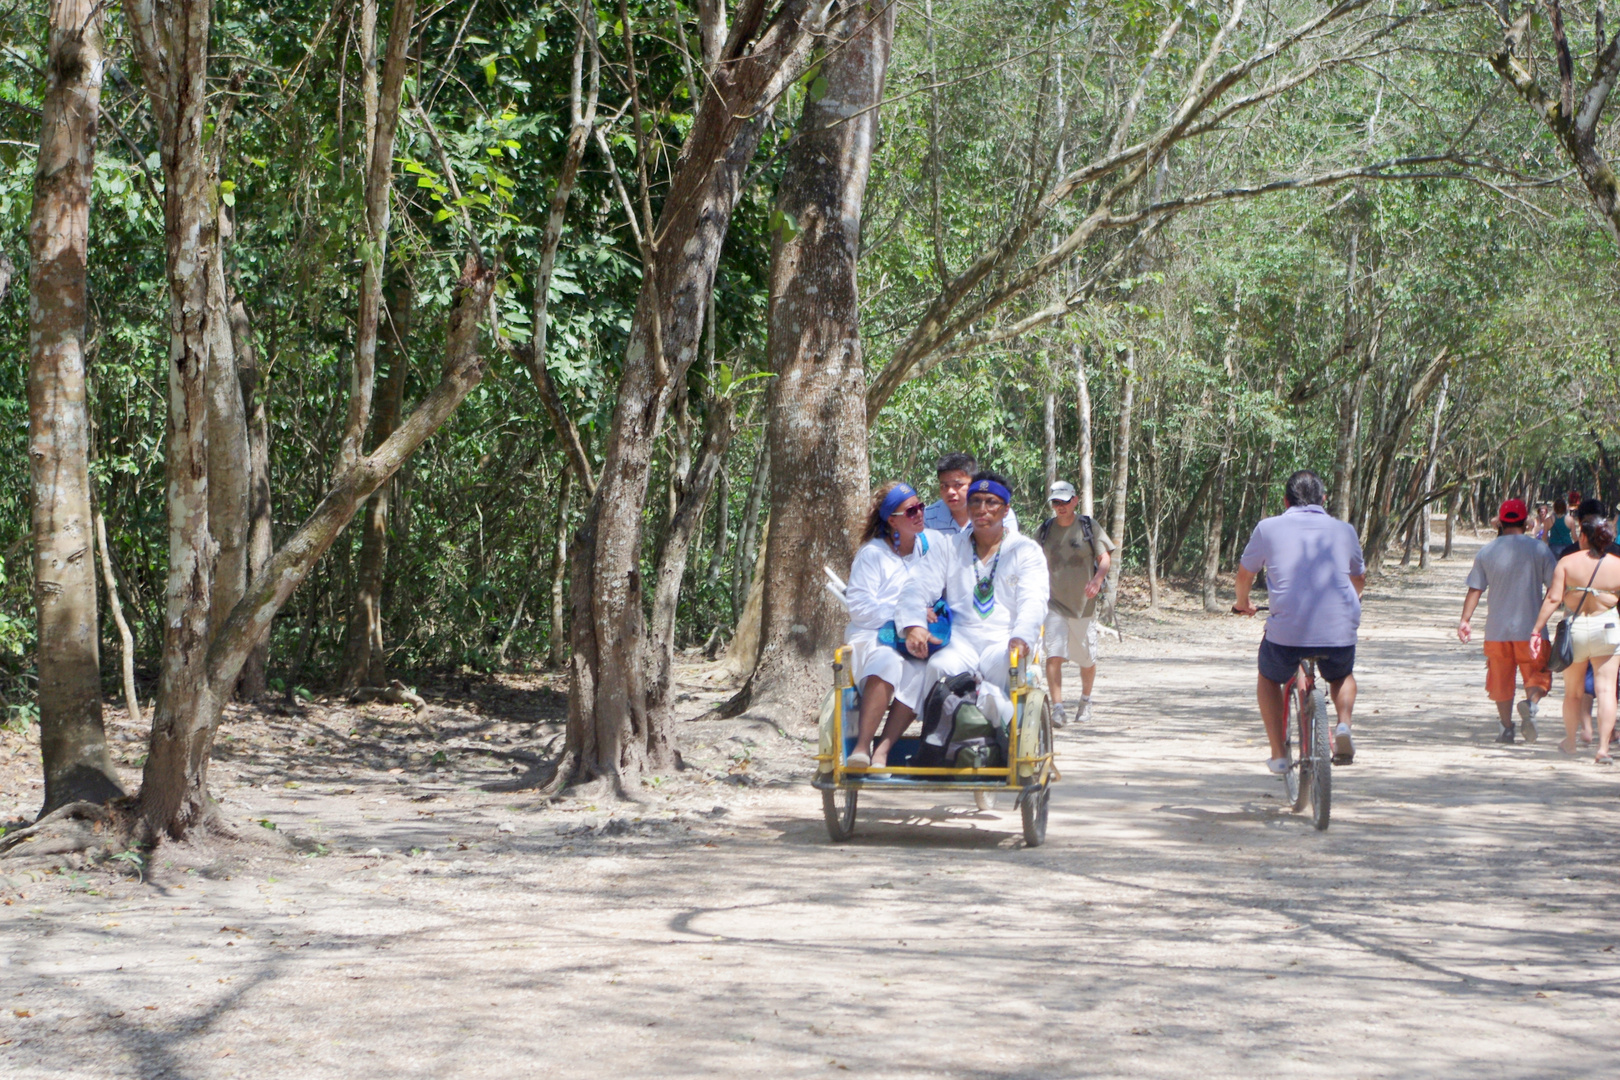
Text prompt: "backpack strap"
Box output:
[[1037, 517, 1054, 544]]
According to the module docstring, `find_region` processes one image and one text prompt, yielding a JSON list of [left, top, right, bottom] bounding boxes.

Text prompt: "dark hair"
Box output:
[[1555, 498, 1568, 515], [861, 481, 912, 544], [968, 470, 1013, 503], [1284, 469, 1326, 509], [1577, 498, 1607, 519], [1581, 514, 1617, 553], [935, 452, 977, 477]]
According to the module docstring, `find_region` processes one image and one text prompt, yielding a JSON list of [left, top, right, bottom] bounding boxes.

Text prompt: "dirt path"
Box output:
[[5, 537, 1620, 1079]]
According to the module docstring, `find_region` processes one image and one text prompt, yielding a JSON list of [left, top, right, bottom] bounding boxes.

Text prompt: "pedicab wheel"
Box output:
[[1020, 696, 1055, 847], [822, 787, 858, 842], [974, 791, 997, 811], [1309, 686, 1332, 831], [1021, 785, 1049, 847], [1286, 683, 1306, 811]]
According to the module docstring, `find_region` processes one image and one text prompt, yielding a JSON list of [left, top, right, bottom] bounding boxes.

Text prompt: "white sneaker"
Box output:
[[1333, 722, 1355, 764], [1076, 698, 1092, 724], [1266, 757, 1289, 775], [1050, 702, 1068, 728]]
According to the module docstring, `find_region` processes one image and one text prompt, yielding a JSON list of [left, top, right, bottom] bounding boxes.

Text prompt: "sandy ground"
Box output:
[[4, 532, 1620, 1079]]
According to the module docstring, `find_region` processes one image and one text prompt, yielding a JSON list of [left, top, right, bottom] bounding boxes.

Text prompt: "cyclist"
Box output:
[[1232, 470, 1367, 775]]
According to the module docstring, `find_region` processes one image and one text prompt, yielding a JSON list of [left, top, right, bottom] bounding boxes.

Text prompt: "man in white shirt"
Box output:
[[901, 472, 1048, 713]]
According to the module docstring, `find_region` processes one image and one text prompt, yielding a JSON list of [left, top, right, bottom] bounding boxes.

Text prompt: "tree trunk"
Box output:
[[1075, 343, 1095, 516], [548, 469, 572, 669], [336, 0, 416, 476], [563, 0, 825, 790], [723, 0, 893, 721], [1418, 373, 1448, 570], [124, 0, 223, 836], [1443, 486, 1455, 559], [29, 0, 123, 814], [141, 258, 495, 837], [648, 395, 738, 716], [205, 206, 248, 686], [732, 440, 769, 613], [1202, 307, 1241, 613], [232, 297, 274, 698], [706, 453, 730, 587], [341, 280, 414, 688], [1043, 391, 1057, 492], [1104, 345, 1134, 619], [94, 509, 141, 726]]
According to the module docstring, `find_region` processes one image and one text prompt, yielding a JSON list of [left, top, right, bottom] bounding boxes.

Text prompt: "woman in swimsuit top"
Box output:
[[1532, 514, 1620, 761]]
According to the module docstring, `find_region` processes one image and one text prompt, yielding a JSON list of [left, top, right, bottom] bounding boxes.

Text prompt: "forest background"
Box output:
[[3, 0, 1620, 836]]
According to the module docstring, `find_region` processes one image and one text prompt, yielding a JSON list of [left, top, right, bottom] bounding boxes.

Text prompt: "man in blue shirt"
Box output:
[[1233, 470, 1367, 773], [923, 452, 1019, 535]]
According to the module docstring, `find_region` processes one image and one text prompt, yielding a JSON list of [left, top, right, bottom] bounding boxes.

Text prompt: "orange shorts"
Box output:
[[1483, 639, 1551, 702]]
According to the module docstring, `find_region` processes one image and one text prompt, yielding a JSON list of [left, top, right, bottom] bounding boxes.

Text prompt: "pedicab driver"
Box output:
[[1232, 470, 1366, 775], [900, 472, 1049, 720]]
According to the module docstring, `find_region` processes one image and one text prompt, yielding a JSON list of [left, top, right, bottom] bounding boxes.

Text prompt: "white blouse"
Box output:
[[844, 530, 946, 635]]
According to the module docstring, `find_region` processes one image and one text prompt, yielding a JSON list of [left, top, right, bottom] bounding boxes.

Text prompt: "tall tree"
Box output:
[[29, 0, 124, 813], [339, 0, 418, 689], [721, 0, 897, 719], [556, 0, 825, 791]]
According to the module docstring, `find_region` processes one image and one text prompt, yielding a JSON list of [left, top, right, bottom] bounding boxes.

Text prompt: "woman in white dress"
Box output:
[[845, 482, 943, 768]]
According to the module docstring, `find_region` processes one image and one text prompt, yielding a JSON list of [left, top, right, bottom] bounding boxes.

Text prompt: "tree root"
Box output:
[[348, 679, 428, 711], [0, 799, 142, 867]]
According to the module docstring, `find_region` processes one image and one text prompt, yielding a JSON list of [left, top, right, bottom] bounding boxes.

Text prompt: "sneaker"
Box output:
[[1517, 698, 1539, 743], [1495, 723, 1515, 745], [1266, 757, 1289, 776], [1333, 722, 1355, 764], [1051, 702, 1068, 728], [1075, 698, 1092, 724]]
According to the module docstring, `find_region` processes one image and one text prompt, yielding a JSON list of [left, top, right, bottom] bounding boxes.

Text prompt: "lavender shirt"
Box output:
[[1239, 505, 1366, 648]]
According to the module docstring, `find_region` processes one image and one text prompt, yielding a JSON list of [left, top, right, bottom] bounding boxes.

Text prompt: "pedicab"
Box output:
[[811, 642, 1059, 846]]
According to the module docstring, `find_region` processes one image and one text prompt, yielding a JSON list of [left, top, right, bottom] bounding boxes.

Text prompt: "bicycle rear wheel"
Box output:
[[1286, 682, 1305, 811], [1309, 686, 1332, 830]]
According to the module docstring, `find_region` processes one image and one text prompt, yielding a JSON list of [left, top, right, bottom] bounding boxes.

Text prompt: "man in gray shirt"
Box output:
[[1458, 498, 1557, 743]]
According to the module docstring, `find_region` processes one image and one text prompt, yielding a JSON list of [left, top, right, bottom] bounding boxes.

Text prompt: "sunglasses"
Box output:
[[891, 503, 925, 519]]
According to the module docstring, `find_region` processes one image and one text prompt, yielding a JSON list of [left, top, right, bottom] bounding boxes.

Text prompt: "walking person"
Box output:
[[1547, 497, 1572, 549], [1232, 470, 1366, 773], [1037, 480, 1113, 726], [1531, 512, 1620, 763], [1456, 499, 1557, 743]]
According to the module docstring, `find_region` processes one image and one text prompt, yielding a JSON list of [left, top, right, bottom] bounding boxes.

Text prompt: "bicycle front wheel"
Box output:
[[1309, 685, 1332, 830], [1286, 682, 1306, 811]]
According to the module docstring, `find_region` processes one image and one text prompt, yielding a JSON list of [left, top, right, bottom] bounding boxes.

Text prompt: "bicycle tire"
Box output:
[[1309, 686, 1332, 830], [1021, 697, 1054, 847], [822, 787, 857, 842], [1287, 682, 1306, 811]]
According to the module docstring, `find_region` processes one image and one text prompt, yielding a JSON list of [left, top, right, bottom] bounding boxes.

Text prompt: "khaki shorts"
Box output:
[[1043, 610, 1098, 668]]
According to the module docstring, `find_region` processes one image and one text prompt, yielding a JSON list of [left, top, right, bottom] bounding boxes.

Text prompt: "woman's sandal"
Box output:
[[1596, 753, 1614, 766]]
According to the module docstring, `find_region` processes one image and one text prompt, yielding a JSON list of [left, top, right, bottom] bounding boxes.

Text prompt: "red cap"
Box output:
[[1499, 499, 1529, 525]]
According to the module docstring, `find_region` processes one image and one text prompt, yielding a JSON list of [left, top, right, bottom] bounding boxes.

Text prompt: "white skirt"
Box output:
[[846, 627, 929, 711]]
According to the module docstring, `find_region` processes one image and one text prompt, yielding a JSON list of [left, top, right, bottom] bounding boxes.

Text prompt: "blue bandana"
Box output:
[[970, 478, 1011, 505], [879, 483, 918, 520]]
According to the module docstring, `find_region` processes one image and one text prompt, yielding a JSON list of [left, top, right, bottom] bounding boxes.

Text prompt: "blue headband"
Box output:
[[879, 483, 918, 520], [970, 479, 1011, 505]]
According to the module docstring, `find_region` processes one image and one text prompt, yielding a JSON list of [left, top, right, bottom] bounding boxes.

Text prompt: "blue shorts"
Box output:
[[1258, 638, 1355, 684]]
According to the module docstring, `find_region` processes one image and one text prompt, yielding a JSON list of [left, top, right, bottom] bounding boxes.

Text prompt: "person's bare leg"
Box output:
[[1495, 698, 1513, 727], [1080, 664, 1097, 697], [1595, 654, 1620, 759], [1328, 674, 1356, 726], [1258, 675, 1288, 759], [1560, 666, 1583, 753], [1045, 656, 1064, 704], [871, 702, 917, 767], [851, 676, 894, 760]]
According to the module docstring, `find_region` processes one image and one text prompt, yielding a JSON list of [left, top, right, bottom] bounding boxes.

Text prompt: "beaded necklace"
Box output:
[[972, 547, 1000, 616]]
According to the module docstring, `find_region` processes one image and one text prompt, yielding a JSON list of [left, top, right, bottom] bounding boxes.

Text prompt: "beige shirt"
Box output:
[[1040, 516, 1114, 619]]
